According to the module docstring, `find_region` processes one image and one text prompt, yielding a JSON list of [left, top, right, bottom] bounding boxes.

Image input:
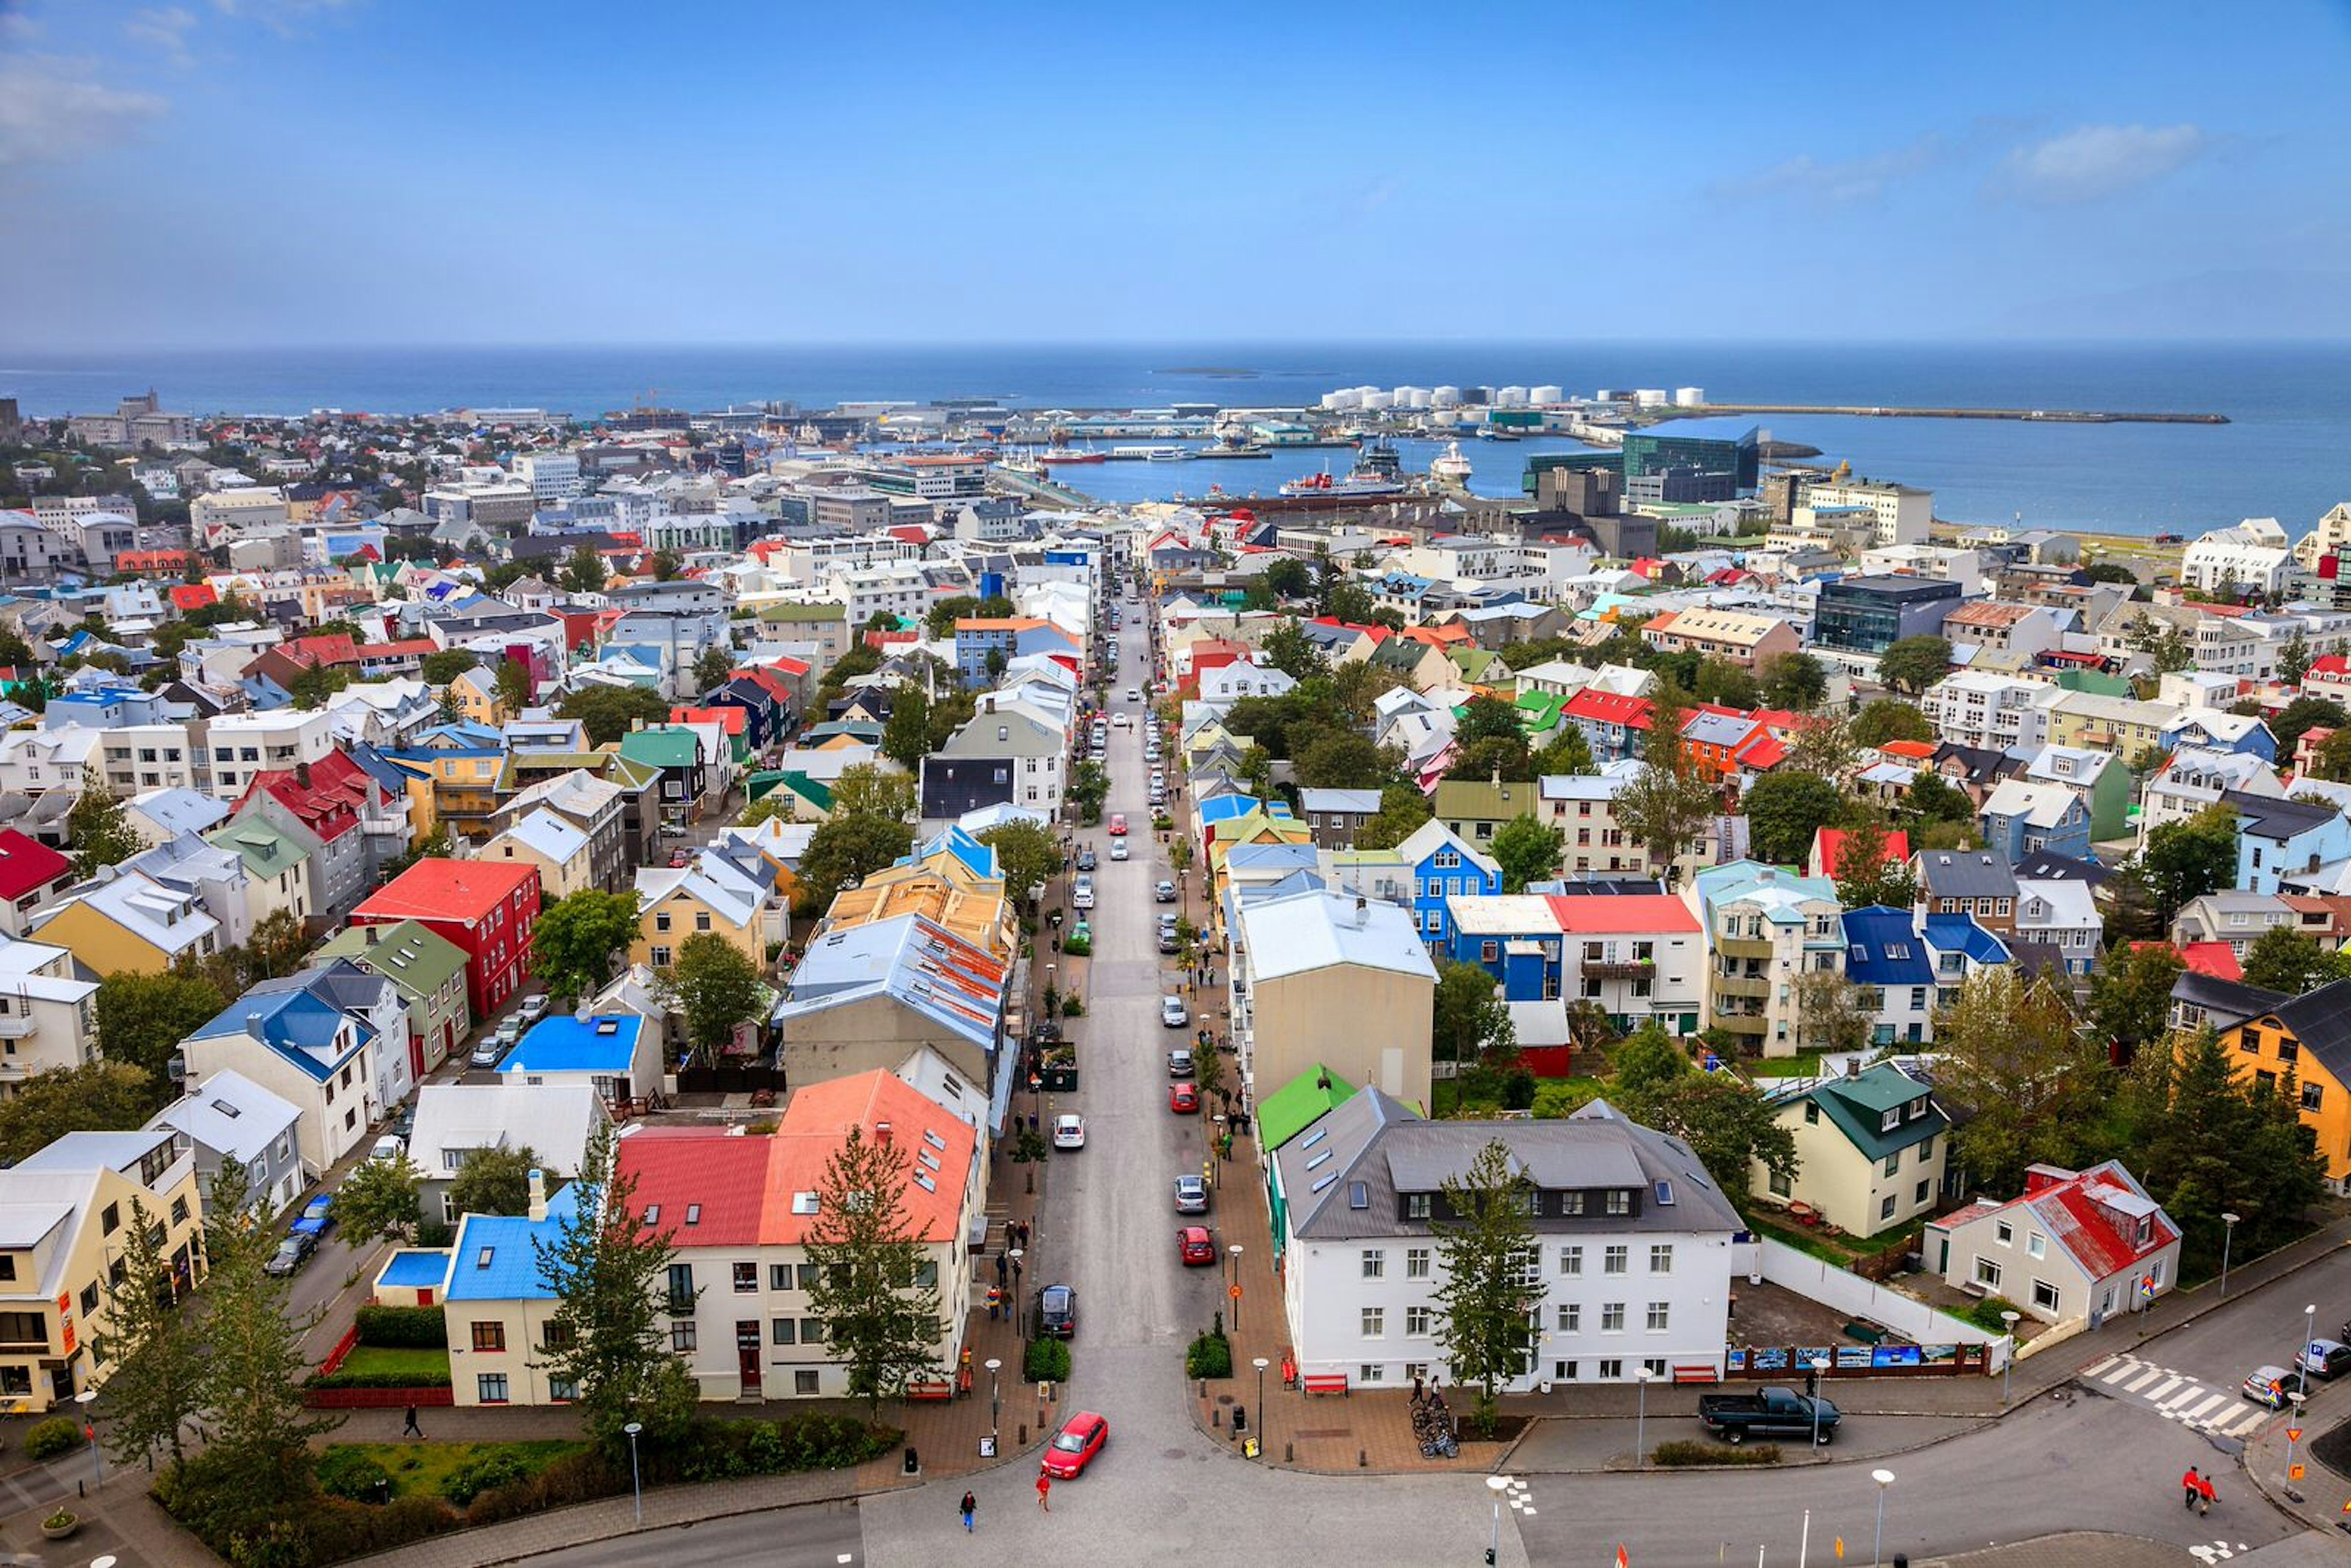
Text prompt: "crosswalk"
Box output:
[[2080, 1353, 2270, 1438]]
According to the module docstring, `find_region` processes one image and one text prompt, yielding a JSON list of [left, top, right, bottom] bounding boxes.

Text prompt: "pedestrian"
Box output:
[[995, 1251, 1009, 1285], [2195, 1472, 2217, 1516], [2181, 1466, 2200, 1510], [1036, 1472, 1051, 1512], [987, 1283, 1002, 1321], [960, 1490, 978, 1532], [402, 1405, 422, 1438], [1412, 1374, 1425, 1406]]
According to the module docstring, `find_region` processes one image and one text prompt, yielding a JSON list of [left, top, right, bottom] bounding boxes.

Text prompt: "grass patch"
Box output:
[[336, 1346, 452, 1382], [1744, 1048, 1832, 1079], [1740, 1207, 1864, 1267], [333, 1440, 585, 1503]]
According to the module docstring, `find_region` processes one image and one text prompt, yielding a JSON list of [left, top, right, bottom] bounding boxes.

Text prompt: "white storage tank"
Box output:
[[1531, 384, 1564, 405], [1321, 388, 1361, 410], [1494, 386, 1529, 407], [1432, 385, 1461, 407], [1674, 386, 1706, 407], [1360, 389, 1395, 411], [1634, 388, 1668, 408], [1594, 388, 1618, 403], [1393, 386, 1431, 409]]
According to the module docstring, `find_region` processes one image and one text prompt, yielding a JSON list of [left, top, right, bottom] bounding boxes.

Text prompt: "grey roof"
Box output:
[[2222, 788, 2342, 843], [1917, 850, 2019, 898], [2170, 971, 2289, 1030], [1298, 788, 1383, 816]]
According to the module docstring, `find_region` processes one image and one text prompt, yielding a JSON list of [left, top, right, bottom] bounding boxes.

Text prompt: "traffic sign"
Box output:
[[1228, 1283, 1242, 1300], [2289, 1427, 2304, 1442], [2289, 1463, 2305, 1482]]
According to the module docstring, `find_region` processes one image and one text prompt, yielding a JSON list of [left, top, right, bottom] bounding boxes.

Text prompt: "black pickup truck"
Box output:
[[1697, 1386, 1841, 1444]]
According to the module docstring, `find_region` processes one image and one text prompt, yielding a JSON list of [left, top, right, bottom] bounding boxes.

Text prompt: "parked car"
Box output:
[[1053, 1114, 1087, 1150], [1168, 1046, 1194, 1077], [1161, 996, 1188, 1028], [1698, 1387, 1840, 1444], [2300, 1338, 2351, 1380], [1169, 1082, 1200, 1114], [264, 1232, 317, 1278], [1072, 876, 1095, 910], [1174, 1174, 1209, 1214], [470, 1037, 508, 1069], [2243, 1364, 2312, 1408], [1076, 847, 1098, 871], [1154, 879, 1177, 902], [1111, 839, 1130, 861], [517, 994, 549, 1026], [1109, 814, 1128, 836], [368, 1134, 406, 1163], [1158, 928, 1181, 954], [1178, 1226, 1216, 1266], [1035, 1284, 1078, 1339], [291, 1195, 336, 1238], [1040, 1411, 1108, 1479]]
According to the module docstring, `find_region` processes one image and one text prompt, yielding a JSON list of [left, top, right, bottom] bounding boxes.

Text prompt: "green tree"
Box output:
[[243, 907, 311, 982], [1531, 725, 1596, 778], [199, 1156, 339, 1509], [533, 1123, 692, 1451], [649, 548, 683, 581], [67, 768, 144, 878], [2089, 940, 2185, 1060], [2311, 727, 2351, 783], [2139, 805, 2240, 926], [1490, 814, 1565, 893], [1932, 969, 2107, 1195], [531, 888, 642, 1000], [1264, 558, 1314, 599], [1621, 1073, 1799, 1194], [1851, 699, 1933, 749], [2279, 628, 2314, 689], [334, 1150, 424, 1245], [95, 970, 228, 1098], [420, 648, 478, 685], [924, 595, 980, 638], [830, 762, 915, 822], [2122, 612, 2194, 675], [795, 814, 916, 914], [287, 662, 352, 709], [1692, 656, 1761, 710], [1068, 759, 1110, 825], [1259, 618, 1324, 680], [1354, 781, 1433, 850], [977, 819, 1060, 912], [803, 1123, 947, 1414], [561, 544, 607, 595], [1456, 694, 1524, 748], [1758, 651, 1828, 711], [446, 1143, 543, 1219], [2123, 1030, 2325, 1276], [1236, 743, 1274, 799], [2269, 696, 2345, 761], [1294, 729, 1390, 790], [1742, 771, 1845, 868], [1614, 688, 1716, 883], [1431, 960, 1517, 1065], [557, 683, 672, 745], [0, 1060, 154, 1163], [879, 683, 931, 773], [662, 931, 767, 1058], [99, 1194, 207, 1470], [1901, 771, 1974, 826], [1429, 1139, 1545, 1433], [1791, 969, 1872, 1056], [1833, 816, 1918, 910], [2239, 923, 2349, 995], [692, 642, 737, 696], [1610, 1022, 1692, 1097], [1450, 733, 1531, 783], [1877, 636, 1952, 696]]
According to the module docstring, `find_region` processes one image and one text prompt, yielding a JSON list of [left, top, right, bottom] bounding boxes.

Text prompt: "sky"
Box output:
[[3, 0, 2349, 350]]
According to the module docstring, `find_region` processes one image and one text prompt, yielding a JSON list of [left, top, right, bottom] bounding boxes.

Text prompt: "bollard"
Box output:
[[1358, 1448, 1367, 1468], [1212, 1407, 1221, 1427], [1286, 1442, 1294, 1463], [903, 1447, 920, 1477]]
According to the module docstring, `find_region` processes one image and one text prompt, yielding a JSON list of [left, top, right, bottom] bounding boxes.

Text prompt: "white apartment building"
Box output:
[[94, 722, 203, 797], [781, 531, 922, 585], [0, 936, 99, 1094], [201, 709, 337, 800], [2181, 519, 2297, 599], [1273, 1094, 1741, 1392], [1800, 478, 1932, 547], [512, 452, 582, 503], [820, 560, 939, 626], [1537, 766, 1650, 879], [1920, 671, 2054, 752], [2138, 745, 2284, 846]]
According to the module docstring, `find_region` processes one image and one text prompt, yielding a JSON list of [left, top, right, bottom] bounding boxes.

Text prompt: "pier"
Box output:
[[1653, 403, 2228, 426]]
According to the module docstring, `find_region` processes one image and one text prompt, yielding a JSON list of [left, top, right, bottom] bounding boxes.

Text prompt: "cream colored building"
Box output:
[[1233, 887, 1439, 1112], [1752, 1062, 1950, 1240]]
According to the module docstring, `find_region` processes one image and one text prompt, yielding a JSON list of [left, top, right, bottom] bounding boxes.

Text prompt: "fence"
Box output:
[[318, 1322, 361, 1379], [675, 1063, 787, 1095], [304, 1386, 457, 1411], [1727, 1237, 2009, 1378]]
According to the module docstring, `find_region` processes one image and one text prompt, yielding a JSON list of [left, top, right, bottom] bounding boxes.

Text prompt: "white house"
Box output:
[[1924, 1160, 2180, 1327], [146, 1068, 307, 1220], [407, 1081, 609, 1225], [2181, 519, 2296, 600], [0, 935, 98, 1093]]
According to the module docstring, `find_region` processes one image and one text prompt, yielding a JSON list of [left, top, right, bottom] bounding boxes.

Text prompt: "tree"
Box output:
[[2240, 924, 2349, 995], [1615, 695, 1717, 885], [803, 1123, 947, 1413], [287, 662, 351, 709], [830, 762, 915, 822], [1431, 960, 1516, 1065], [2279, 628, 2314, 689], [99, 1194, 207, 1471], [1791, 970, 1872, 1056], [879, 683, 930, 773], [446, 1143, 543, 1219], [67, 769, 143, 878], [1490, 814, 1565, 893], [2310, 727, 2351, 783], [1931, 969, 2107, 1196], [1264, 558, 1314, 600], [1068, 759, 1110, 825], [1742, 772, 1845, 868], [557, 684, 671, 745], [1692, 656, 1760, 711], [1259, 618, 1324, 681], [924, 595, 979, 638], [2122, 1030, 2324, 1277], [335, 1151, 424, 1246], [1624, 1073, 1799, 1194], [244, 907, 310, 981], [532, 888, 642, 1000], [534, 1123, 691, 1450], [2123, 612, 2194, 675], [420, 648, 478, 686], [1294, 729, 1389, 790], [0, 1060, 154, 1163], [1758, 651, 1828, 711], [2139, 805, 2239, 925], [1833, 817, 1918, 910], [1456, 694, 1524, 748], [1610, 1023, 1692, 1097], [1429, 1139, 1545, 1433], [1851, 699, 1933, 749], [796, 814, 916, 914], [95, 970, 227, 1099], [691, 643, 736, 696], [561, 544, 607, 595], [662, 931, 767, 1059], [2269, 696, 2345, 761], [649, 548, 683, 581], [199, 1156, 339, 1502], [1877, 636, 1952, 696], [1531, 726, 1596, 778], [977, 820, 1059, 912], [1354, 782, 1433, 850], [1450, 733, 1531, 783], [2089, 941, 2185, 1060], [1901, 771, 1974, 826], [1236, 743, 1274, 800]]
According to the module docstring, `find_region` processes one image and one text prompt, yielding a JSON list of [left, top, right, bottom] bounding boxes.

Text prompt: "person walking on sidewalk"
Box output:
[[2180, 1466, 2201, 1510], [1036, 1472, 1052, 1512], [402, 1405, 423, 1438], [2195, 1472, 2217, 1517], [960, 1490, 978, 1532]]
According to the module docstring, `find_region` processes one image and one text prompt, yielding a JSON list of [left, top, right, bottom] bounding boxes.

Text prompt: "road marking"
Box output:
[[2214, 1406, 2268, 1437], [2121, 1365, 2165, 1393], [2082, 1354, 2118, 1378], [2148, 1376, 2184, 1403], [2175, 1392, 2232, 1424]]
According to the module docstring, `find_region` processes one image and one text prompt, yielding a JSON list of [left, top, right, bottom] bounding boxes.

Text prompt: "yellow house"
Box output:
[[820, 831, 1014, 961], [0, 1128, 208, 1411], [28, 869, 223, 977], [443, 667, 509, 727], [482, 809, 598, 901], [634, 847, 774, 970], [2044, 691, 2173, 758], [1752, 1062, 1952, 1240], [2205, 978, 2351, 1189]]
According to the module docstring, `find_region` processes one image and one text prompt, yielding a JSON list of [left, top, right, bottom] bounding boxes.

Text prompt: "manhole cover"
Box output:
[[1163, 1447, 1188, 1460]]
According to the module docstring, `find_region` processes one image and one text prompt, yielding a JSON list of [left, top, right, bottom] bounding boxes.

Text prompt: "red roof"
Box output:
[[0, 829, 72, 902], [1545, 894, 1698, 935], [2172, 940, 2243, 981], [354, 858, 538, 925], [169, 584, 219, 612], [1562, 689, 1654, 730], [618, 1133, 771, 1247], [1734, 733, 1788, 770], [355, 638, 438, 658], [763, 656, 810, 679], [1815, 827, 1910, 879], [239, 749, 372, 841], [670, 705, 748, 735], [283, 633, 362, 667]]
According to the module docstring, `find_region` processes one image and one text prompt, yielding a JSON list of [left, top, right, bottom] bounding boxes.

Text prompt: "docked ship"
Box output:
[[1038, 446, 1106, 465], [1430, 440, 1474, 489], [1278, 468, 1407, 499]]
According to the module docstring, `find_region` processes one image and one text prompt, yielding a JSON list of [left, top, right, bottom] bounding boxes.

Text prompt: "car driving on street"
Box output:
[[1161, 995, 1188, 1027]]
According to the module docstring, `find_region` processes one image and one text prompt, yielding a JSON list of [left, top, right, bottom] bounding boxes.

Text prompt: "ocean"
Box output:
[[5, 340, 2345, 537]]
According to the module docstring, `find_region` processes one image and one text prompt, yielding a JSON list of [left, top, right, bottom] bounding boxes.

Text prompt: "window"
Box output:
[[667, 1263, 696, 1313], [1556, 1304, 1581, 1332], [1880, 1109, 1901, 1133], [80, 1281, 99, 1316], [1359, 1363, 1387, 1383], [801, 1318, 824, 1344], [1405, 1193, 1430, 1220], [1649, 1245, 1673, 1274], [696, 912, 712, 932], [1603, 1245, 1628, 1275], [2031, 1279, 2061, 1313], [1406, 1307, 1432, 1335], [1918, 1135, 1935, 1162], [1406, 1247, 1431, 1280], [1646, 1302, 1670, 1332], [770, 1264, 793, 1290], [1604, 1190, 1630, 1217], [2027, 1232, 2047, 1259], [1560, 1191, 1584, 1216], [470, 1321, 506, 1352], [1559, 1245, 1582, 1277], [1995, 1221, 2013, 1246], [733, 1262, 758, 1292], [1804, 1102, 1820, 1125], [794, 1369, 821, 1396], [1974, 1256, 2004, 1289], [650, 945, 671, 967], [1914, 1179, 1930, 1204], [1361, 1249, 1385, 1279], [1879, 1195, 1897, 1221], [798, 1263, 820, 1291], [477, 1373, 510, 1404], [671, 1319, 697, 1352], [771, 1318, 797, 1345], [102, 1202, 119, 1235], [2304, 1081, 2326, 1112], [170, 1196, 189, 1226], [1601, 1303, 1625, 1332], [1883, 1151, 1900, 1177], [1769, 1169, 1792, 1198]]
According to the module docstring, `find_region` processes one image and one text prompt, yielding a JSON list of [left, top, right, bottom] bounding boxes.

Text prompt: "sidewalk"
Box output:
[[2240, 1356, 2351, 1537]]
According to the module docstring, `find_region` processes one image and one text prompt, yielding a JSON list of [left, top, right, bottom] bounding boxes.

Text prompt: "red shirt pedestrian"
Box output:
[[1036, 1472, 1052, 1512]]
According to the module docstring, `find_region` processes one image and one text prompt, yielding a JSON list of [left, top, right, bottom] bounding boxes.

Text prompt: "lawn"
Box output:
[[1743, 1048, 1832, 1079], [336, 1345, 453, 1382], [337, 1439, 585, 1501]]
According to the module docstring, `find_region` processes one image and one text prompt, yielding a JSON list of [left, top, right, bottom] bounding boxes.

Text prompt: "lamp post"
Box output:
[[1809, 1357, 1831, 1449], [623, 1421, 643, 1526], [1229, 1244, 1244, 1329], [986, 1357, 1002, 1438], [1485, 1474, 1512, 1567], [2218, 1212, 2240, 1299], [1633, 1367, 1654, 1469], [1253, 1356, 1269, 1457], [2299, 1302, 2317, 1382], [1009, 1248, 1025, 1338], [2285, 1389, 2308, 1490], [2000, 1311, 2020, 1406], [1871, 1468, 1895, 1566], [75, 1388, 102, 1490]]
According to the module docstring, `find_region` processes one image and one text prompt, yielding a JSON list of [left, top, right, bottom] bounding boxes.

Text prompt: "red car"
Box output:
[[1168, 1081, 1199, 1114], [1041, 1411, 1108, 1479], [1179, 1226, 1216, 1266], [1108, 813, 1128, 836]]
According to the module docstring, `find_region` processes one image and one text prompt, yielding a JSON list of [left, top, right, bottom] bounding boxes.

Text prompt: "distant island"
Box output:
[[1155, 366, 1260, 378]]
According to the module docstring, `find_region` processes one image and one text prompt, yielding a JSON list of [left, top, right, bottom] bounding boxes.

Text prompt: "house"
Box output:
[[1538, 766, 1649, 880], [936, 696, 1065, 813], [2172, 890, 2294, 955], [206, 812, 323, 929], [617, 726, 713, 829], [351, 858, 541, 1019], [1919, 671, 2053, 754], [1431, 775, 1544, 847], [817, 828, 1011, 961], [1755, 1060, 1949, 1239], [1916, 850, 2020, 939], [1808, 827, 1910, 883], [313, 918, 474, 1080], [1639, 607, 1799, 669], [233, 751, 380, 921], [497, 1013, 664, 1105], [1380, 819, 1502, 952], [405, 1081, 609, 1225], [146, 1068, 306, 1220], [28, 868, 222, 977], [1233, 887, 1439, 1113], [1271, 1090, 1741, 1392], [483, 809, 597, 901], [2016, 745, 2129, 844], [0, 1129, 208, 1411], [2223, 788, 2351, 896], [774, 913, 1008, 1106], [1977, 780, 2092, 867], [440, 1178, 582, 1407], [181, 978, 387, 1176], [633, 844, 776, 973], [2014, 879, 2102, 977], [490, 769, 631, 896], [0, 936, 99, 1093], [2202, 976, 2351, 1189], [0, 831, 74, 939], [1842, 906, 1936, 1048], [1552, 894, 1707, 1038], [1685, 862, 1845, 1056], [1297, 789, 1384, 851], [1925, 1161, 2180, 1326]]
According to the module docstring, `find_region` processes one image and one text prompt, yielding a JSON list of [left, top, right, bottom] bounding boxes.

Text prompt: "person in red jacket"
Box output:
[[2181, 1466, 2202, 1510], [2195, 1471, 2218, 1516]]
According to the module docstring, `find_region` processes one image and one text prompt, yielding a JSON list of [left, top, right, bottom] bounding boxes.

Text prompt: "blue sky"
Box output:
[[2, 0, 2347, 348]]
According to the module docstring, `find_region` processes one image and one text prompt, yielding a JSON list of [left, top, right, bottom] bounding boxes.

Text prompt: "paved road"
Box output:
[[523, 1499, 864, 1567]]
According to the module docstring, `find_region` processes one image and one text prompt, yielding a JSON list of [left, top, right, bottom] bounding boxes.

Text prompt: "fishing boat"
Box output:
[[1278, 468, 1406, 499], [1039, 446, 1106, 465]]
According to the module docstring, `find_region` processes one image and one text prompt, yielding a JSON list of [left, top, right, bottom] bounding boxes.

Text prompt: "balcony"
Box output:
[[1712, 975, 1771, 999], [1584, 960, 1655, 980], [1714, 1013, 1768, 1037], [0, 1013, 33, 1040], [1716, 937, 1774, 961]]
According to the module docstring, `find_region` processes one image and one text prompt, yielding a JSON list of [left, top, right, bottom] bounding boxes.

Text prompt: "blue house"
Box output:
[[1442, 895, 1564, 1010], [1395, 819, 1503, 950], [500, 1013, 660, 1103], [2223, 787, 2351, 896], [1842, 906, 1935, 1046], [1922, 913, 2011, 1006], [2165, 711, 2276, 763], [1976, 779, 2093, 867]]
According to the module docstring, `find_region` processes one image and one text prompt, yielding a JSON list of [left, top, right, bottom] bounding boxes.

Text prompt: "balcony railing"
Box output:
[[1712, 975, 1771, 999], [1714, 1013, 1768, 1037], [1716, 937, 1774, 961], [1583, 960, 1655, 980]]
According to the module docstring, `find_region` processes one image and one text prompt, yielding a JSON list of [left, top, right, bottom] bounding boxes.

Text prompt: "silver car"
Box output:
[[1174, 1174, 1209, 1214]]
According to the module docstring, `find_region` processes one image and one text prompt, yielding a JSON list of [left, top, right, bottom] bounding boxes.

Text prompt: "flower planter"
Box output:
[[40, 1515, 78, 1541]]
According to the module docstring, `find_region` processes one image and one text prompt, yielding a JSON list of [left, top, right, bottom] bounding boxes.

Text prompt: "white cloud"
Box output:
[[1725, 135, 1946, 208], [1996, 123, 2207, 204], [126, 6, 199, 63], [0, 56, 168, 169], [209, 0, 355, 35]]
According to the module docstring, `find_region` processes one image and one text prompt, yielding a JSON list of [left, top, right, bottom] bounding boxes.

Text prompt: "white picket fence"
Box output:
[[1745, 1236, 2008, 1367]]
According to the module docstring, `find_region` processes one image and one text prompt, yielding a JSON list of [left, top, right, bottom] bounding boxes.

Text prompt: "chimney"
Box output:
[[1757, 867, 1775, 884], [1352, 895, 1368, 928], [875, 1121, 892, 1148], [528, 1168, 547, 1222], [1316, 1067, 1331, 1091], [246, 1011, 262, 1037], [363, 925, 378, 945], [1843, 1056, 1861, 1080]]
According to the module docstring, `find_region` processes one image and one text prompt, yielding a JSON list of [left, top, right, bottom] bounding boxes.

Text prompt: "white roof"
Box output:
[[39, 868, 218, 956], [1390, 818, 1501, 879], [1237, 887, 1439, 985], [408, 1082, 606, 1180], [147, 1069, 300, 1165], [2015, 877, 2099, 929], [498, 808, 590, 866], [1981, 779, 2080, 828]]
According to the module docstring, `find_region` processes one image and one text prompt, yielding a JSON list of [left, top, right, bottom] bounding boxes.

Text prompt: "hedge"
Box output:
[[355, 1305, 449, 1348], [23, 1417, 83, 1461], [1185, 1330, 1232, 1379], [1024, 1337, 1072, 1384], [307, 1370, 455, 1390], [1653, 1439, 1781, 1467]]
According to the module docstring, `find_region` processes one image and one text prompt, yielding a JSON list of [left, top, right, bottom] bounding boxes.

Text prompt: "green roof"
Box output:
[[1513, 691, 1567, 730], [1257, 1065, 1357, 1155], [207, 817, 307, 878], [317, 919, 468, 998], [757, 601, 847, 623], [1791, 1063, 1949, 1161], [1431, 777, 1537, 825], [617, 727, 700, 768]]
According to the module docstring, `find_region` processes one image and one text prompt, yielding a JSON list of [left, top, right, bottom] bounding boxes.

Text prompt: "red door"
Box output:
[[737, 1322, 760, 1393]]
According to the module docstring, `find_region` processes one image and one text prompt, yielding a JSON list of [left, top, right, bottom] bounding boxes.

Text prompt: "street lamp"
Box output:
[[1871, 1468, 1895, 1566], [1009, 1248, 1025, 1337], [1253, 1356, 1270, 1457], [1633, 1367, 1654, 1469], [2000, 1311, 2020, 1406], [1809, 1357, 1831, 1448], [1485, 1474, 1512, 1567], [623, 1420, 643, 1526], [2219, 1212, 2241, 1299], [75, 1388, 102, 1490], [2299, 1303, 2317, 1382], [1229, 1244, 1244, 1329], [985, 1357, 1002, 1437]]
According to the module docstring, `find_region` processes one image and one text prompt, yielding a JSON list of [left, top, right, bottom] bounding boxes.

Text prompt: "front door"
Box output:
[[737, 1321, 760, 1393]]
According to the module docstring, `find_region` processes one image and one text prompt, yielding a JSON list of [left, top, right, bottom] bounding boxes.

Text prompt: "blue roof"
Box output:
[[903, 825, 996, 882], [189, 988, 367, 1080], [1198, 795, 1268, 826], [444, 1185, 580, 1301], [380, 1250, 453, 1289], [1840, 907, 1934, 986], [1923, 912, 2012, 965], [501, 1014, 645, 1075]]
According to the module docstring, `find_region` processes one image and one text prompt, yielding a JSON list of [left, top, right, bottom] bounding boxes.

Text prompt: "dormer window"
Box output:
[[1908, 1098, 1928, 1120], [1880, 1109, 1901, 1132]]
